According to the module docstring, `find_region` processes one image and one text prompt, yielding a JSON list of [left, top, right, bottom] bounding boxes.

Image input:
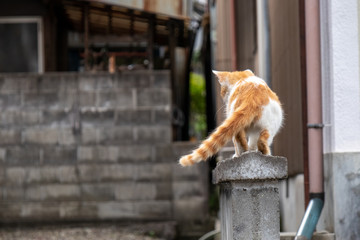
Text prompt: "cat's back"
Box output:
[[229, 75, 280, 108]]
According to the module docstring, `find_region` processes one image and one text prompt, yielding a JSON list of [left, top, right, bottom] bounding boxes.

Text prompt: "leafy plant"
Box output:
[[189, 72, 207, 140]]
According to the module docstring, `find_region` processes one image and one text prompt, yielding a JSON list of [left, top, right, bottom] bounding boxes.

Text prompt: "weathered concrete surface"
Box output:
[[280, 231, 335, 240], [213, 151, 288, 184], [0, 72, 211, 238], [318, 152, 360, 240], [214, 152, 288, 240]]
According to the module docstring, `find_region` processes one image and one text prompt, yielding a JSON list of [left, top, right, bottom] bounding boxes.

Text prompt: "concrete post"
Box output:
[[213, 151, 288, 240]]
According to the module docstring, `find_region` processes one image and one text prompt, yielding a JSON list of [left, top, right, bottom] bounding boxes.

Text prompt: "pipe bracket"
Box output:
[[307, 123, 324, 129]]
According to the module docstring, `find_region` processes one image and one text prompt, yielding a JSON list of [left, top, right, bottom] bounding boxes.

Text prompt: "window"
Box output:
[[0, 17, 43, 73]]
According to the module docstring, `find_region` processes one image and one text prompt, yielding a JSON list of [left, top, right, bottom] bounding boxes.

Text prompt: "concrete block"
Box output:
[[117, 71, 150, 88], [152, 71, 170, 88], [21, 110, 42, 125], [134, 200, 172, 219], [0, 110, 20, 126], [153, 109, 171, 125], [20, 202, 60, 220], [81, 127, 98, 144], [82, 183, 116, 200], [39, 75, 62, 92], [42, 146, 77, 165], [155, 182, 172, 200], [0, 202, 22, 220], [19, 75, 39, 92], [137, 89, 171, 108], [136, 126, 171, 144], [213, 151, 288, 184], [78, 164, 135, 182], [0, 148, 5, 163], [25, 184, 81, 201], [280, 232, 335, 240], [0, 77, 21, 93], [97, 201, 136, 219], [58, 127, 76, 145], [2, 187, 24, 200], [173, 181, 205, 200], [6, 146, 41, 165], [174, 197, 207, 221], [79, 76, 96, 91], [154, 144, 174, 161], [115, 109, 152, 125], [97, 127, 133, 144], [22, 92, 58, 108], [59, 202, 81, 219], [26, 166, 78, 184], [56, 90, 75, 109], [77, 146, 119, 162], [79, 92, 96, 107], [114, 183, 157, 201], [22, 127, 58, 145], [172, 141, 200, 158], [81, 109, 115, 124], [0, 129, 20, 145], [42, 110, 71, 125], [220, 181, 281, 240], [95, 74, 115, 90], [0, 94, 21, 108], [319, 152, 360, 240], [97, 90, 133, 108], [172, 162, 205, 181], [5, 167, 26, 185], [213, 152, 288, 240], [137, 163, 172, 181], [118, 145, 152, 162]]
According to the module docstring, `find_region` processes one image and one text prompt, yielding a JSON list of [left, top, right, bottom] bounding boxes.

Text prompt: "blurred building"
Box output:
[[0, 0, 213, 239]]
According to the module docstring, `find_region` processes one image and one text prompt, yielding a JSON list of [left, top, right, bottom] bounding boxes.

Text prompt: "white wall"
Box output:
[[319, 0, 360, 238], [321, 0, 360, 153]]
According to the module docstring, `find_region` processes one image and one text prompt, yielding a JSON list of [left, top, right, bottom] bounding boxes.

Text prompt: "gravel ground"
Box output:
[[0, 222, 176, 240]]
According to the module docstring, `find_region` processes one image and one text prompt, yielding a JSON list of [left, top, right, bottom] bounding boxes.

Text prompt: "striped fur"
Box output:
[[179, 70, 283, 167]]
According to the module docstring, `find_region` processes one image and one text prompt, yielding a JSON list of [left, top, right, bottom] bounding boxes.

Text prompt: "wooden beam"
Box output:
[[147, 14, 155, 70], [83, 4, 90, 71]]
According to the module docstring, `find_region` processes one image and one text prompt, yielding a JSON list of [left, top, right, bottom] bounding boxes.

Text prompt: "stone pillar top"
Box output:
[[213, 151, 288, 184]]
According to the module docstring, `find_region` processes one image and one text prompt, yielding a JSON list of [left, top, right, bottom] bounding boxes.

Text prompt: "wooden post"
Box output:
[[147, 14, 155, 70], [83, 4, 90, 71]]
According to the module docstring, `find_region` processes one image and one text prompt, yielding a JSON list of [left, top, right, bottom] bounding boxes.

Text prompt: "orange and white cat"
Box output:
[[179, 70, 283, 166]]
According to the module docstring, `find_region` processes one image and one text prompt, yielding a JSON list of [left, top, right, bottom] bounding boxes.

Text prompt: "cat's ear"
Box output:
[[212, 70, 228, 85]]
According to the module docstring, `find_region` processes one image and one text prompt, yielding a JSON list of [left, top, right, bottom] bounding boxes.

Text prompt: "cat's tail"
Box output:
[[179, 104, 257, 166]]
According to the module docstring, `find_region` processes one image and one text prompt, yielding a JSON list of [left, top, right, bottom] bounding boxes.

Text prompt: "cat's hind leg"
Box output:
[[257, 129, 271, 155], [248, 131, 259, 151], [232, 130, 248, 157]]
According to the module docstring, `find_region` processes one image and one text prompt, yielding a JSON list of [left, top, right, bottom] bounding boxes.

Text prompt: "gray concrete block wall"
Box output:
[[0, 71, 209, 236]]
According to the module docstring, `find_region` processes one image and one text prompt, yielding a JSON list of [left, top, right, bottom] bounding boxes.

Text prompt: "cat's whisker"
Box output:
[[215, 104, 226, 119]]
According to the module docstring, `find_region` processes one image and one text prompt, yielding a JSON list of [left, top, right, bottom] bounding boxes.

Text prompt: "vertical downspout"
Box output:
[[230, 0, 237, 71], [295, 0, 324, 239]]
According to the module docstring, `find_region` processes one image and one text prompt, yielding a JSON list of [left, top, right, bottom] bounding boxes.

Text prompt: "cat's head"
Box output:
[[212, 69, 254, 100]]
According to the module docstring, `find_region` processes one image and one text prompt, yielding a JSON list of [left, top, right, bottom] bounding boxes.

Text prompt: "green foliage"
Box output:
[[189, 72, 207, 140]]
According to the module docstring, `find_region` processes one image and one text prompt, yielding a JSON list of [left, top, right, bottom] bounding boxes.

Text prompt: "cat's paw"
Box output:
[[232, 153, 240, 158], [179, 155, 194, 166]]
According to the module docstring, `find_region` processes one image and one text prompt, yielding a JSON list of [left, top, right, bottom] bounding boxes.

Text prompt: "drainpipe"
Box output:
[[230, 0, 237, 71], [295, 0, 324, 239]]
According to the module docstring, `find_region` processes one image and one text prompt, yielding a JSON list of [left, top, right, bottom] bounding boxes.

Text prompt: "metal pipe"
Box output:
[[230, 0, 237, 70], [295, 198, 324, 240], [305, 0, 323, 195], [296, 0, 324, 238]]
